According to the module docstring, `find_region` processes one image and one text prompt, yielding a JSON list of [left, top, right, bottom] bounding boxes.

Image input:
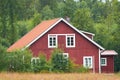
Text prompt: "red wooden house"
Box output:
[[7, 18, 118, 73]]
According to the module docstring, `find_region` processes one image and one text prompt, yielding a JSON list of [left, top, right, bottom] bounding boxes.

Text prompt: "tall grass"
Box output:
[[0, 72, 120, 80]]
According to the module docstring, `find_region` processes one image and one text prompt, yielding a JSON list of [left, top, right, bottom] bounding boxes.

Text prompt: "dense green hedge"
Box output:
[[0, 48, 88, 73]]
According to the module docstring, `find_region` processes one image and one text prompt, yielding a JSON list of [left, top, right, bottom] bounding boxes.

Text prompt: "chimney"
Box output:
[[65, 16, 70, 22]]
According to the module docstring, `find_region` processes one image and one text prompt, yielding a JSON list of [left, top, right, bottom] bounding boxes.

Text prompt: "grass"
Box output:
[[0, 72, 120, 80]]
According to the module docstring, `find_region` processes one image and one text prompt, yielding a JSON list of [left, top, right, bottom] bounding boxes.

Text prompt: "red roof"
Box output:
[[7, 18, 60, 52], [101, 50, 118, 55]]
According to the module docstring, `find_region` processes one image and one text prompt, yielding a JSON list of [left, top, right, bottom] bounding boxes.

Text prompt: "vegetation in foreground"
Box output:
[[0, 72, 120, 80], [0, 48, 89, 73]]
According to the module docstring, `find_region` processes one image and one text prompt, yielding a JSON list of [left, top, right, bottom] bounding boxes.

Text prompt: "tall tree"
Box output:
[[63, 0, 77, 18], [72, 8, 94, 32], [41, 5, 54, 20]]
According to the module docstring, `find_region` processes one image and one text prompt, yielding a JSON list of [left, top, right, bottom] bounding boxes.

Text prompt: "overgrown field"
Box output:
[[0, 72, 120, 80]]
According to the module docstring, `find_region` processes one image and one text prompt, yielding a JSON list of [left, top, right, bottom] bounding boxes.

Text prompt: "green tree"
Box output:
[[91, 1, 105, 22], [7, 50, 32, 72], [63, 0, 77, 18], [31, 53, 49, 73], [41, 5, 54, 20], [50, 48, 72, 72], [72, 8, 94, 32], [54, 2, 65, 17]]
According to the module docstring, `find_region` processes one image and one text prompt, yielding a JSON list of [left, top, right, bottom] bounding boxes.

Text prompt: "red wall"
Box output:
[[29, 21, 100, 73], [101, 55, 114, 73]]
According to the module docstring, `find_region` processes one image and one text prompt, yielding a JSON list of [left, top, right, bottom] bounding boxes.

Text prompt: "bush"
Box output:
[[31, 53, 50, 73], [71, 65, 89, 73], [77, 66, 89, 73], [50, 48, 74, 73], [1, 48, 89, 73], [7, 49, 32, 72], [0, 45, 8, 71]]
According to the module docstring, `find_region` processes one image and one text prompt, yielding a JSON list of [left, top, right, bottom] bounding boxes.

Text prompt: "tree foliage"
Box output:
[[50, 48, 73, 72]]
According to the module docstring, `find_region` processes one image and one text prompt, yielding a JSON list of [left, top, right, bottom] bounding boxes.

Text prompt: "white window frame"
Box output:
[[66, 34, 75, 48], [101, 58, 107, 66], [48, 34, 57, 48], [63, 53, 69, 59], [31, 57, 40, 64], [83, 56, 93, 69]]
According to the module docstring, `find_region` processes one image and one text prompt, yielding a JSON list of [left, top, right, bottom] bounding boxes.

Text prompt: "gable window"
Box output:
[[83, 56, 93, 68], [66, 35, 75, 47], [101, 58, 107, 66], [31, 57, 40, 65], [63, 53, 69, 59], [48, 35, 57, 48]]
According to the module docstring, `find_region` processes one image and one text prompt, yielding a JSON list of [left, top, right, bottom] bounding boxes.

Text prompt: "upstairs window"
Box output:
[[66, 35, 75, 47], [48, 35, 57, 48], [83, 56, 93, 69], [101, 58, 107, 66]]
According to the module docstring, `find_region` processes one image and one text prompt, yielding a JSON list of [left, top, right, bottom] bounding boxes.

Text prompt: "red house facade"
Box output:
[[7, 18, 118, 73]]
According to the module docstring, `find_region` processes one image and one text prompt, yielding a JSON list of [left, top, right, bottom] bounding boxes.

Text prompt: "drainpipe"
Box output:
[[93, 56, 95, 73], [99, 49, 101, 73]]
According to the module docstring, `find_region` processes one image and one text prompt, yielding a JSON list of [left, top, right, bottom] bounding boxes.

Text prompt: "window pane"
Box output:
[[88, 58, 91, 67], [71, 42, 73, 45], [85, 58, 88, 67]]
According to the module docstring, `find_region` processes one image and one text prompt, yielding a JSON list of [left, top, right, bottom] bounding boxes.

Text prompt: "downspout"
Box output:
[[99, 49, 101, 73], [93, 56, 95, 73]]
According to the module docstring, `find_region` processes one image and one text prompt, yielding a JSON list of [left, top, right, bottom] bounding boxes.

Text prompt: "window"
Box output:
[[66, 35, 75, 47], [31, 57, 40, 65], [48, 35, 57, 48], [101, 58, 107, 66], [83, 56, 93, 68], [63, 53, 69, 59]]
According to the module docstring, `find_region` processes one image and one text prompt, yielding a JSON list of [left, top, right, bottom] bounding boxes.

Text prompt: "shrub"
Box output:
[[31, 53, 50, 73], [0, 45, 8, 71], [71, 65, 89, 73], [7, 49, 32, 72], [50, 48, 73, 73]]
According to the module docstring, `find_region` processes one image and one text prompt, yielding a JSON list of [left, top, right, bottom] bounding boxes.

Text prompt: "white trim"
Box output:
[[63, 53, 69, 59], [80, 30, 95, 36], [24, 18, 104, 50], [99, 49, 101, 73], [83, 56, 93, 69], [47, 34, 74, 36], [92, 36, 94, 40], [31, 57, 40, 64], [101, 58, 107, 66], [66, 34, 75, 48], [48, 34, 58, 48]]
